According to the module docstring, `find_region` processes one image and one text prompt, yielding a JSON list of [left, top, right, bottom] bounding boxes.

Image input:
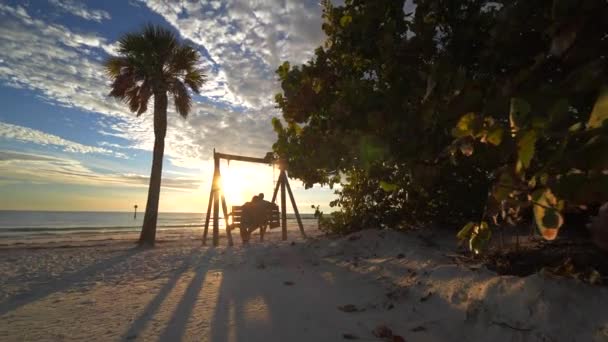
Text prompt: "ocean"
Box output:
[[0, 210, 316, 240]]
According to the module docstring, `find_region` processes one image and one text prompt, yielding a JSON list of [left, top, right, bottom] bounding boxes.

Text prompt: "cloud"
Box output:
[[0, 4, 124, 116], [0, 2, 326, 173], [0, 151, 199, 190], [0, 121, 126, 158], [139, 0, 325, 109], [48, 0, 111, 22]]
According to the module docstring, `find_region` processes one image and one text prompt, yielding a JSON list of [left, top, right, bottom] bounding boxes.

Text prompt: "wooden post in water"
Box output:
[[133, 204, 138, 220]]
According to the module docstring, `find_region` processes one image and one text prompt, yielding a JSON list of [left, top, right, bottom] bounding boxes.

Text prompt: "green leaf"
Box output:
[[516, 130, 537, 173], [379, 181, 398, 192], [568, 122, 583, 132], [486, 127, 504, 146], [457, 222, 475, 240], [452, 113, 477, 137], [532, 188, 563, 240], [587, 86, 608, 129], [312, 78, 322, 94], [277, 61, 290, 79], [423, 12, 436, 24], [510, 98, 531, 133], [469, 222, 491, 254], [549, 98, 570, 124], [340, 15, 352, 27], [493, 172, 514, 201], [460, 141, 474, 156]]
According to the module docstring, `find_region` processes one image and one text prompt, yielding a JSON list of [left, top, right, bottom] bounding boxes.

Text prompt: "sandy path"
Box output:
[[1, 229, 608, 342]]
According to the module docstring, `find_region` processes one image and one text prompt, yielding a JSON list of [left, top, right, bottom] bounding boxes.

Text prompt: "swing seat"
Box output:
[[228, 205, 281, 242]]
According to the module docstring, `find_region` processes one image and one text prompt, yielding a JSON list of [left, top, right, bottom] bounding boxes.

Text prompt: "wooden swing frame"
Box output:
[[202, 149, 306, 246]]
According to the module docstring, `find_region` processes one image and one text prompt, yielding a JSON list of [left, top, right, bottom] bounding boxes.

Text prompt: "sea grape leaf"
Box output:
[[532, 188, 564, 240], [340, 15, 352, 27], [457, 221, 475, 240], [379, 181, 398, 192], [587, 86, 608, 129], [568, 122, 583, 132], [493, 172, 515, 201], [452, 112, 477, 137], [510, 98, 531, 133], [516, 130, 537, 173], [460, 141, 474, 156], [486, 127, 503, 146], [469, 221, 491, 254]]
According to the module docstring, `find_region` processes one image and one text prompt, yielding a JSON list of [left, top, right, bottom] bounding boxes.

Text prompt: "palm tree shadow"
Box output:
[[122, 248, 214, 340], [0, 246, 143, 316]]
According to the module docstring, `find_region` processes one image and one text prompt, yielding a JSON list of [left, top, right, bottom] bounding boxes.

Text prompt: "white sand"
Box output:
[[1, 228, 607, 342]]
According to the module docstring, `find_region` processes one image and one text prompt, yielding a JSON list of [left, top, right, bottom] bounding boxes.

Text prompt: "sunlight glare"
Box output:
[[220, 161, 276, 208]]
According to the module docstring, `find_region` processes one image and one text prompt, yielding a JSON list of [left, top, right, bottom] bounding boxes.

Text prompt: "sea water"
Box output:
[[0, 210, 316, 240]]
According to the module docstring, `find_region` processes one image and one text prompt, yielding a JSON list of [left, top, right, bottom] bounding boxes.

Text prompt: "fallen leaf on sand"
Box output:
[[338, 304, 359, 312], [342, 333, 359, 339], [283, 281, 295, 286], [372, 325, 393, 338], [396, 253, 405, 259], [411, 325, 426, 332], [420, 291, 433, 302], [348, 235, 361, 241]]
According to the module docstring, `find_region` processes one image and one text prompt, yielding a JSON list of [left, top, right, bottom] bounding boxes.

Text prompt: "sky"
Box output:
[[0, 0, 338, 213]]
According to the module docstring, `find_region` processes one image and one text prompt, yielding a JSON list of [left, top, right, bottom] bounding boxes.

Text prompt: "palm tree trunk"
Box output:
[[140, 91, 168, 245]]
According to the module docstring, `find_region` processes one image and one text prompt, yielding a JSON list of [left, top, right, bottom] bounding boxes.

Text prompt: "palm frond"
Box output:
[[137, 82, 152, 116], [169, 45, 198, 72], [142, 24, 177, 62], [172, 80, 191, 118], [183, 70, 205, 93], [108, 72, 136, 99], [127, 86, 140, 112], [104, 57, 129, 78], [105, 24, 205, 118]]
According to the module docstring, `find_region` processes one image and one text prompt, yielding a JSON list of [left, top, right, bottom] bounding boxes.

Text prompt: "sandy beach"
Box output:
[[1, 228, 607, 342]]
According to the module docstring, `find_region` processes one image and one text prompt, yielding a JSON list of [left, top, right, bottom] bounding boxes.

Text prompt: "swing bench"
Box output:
[[203, 149, 306, 246], [227, 205, 281, 242]]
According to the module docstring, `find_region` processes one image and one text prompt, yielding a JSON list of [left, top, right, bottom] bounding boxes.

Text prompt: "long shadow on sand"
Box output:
[[206, 244, 380, 342], [157, 248, 216, 341], [0, 246, 144, 316], [122, 248, 215, 340]]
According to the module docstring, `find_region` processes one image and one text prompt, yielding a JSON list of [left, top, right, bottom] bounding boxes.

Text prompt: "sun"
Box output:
[[221, 171, 248, 206], [219, 162, 277, 208]]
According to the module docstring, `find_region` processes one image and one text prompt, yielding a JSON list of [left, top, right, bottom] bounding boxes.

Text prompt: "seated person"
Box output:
[[240, 194, 278, 242], [240, 195, 267, 242], [257, 193, 278, 227]]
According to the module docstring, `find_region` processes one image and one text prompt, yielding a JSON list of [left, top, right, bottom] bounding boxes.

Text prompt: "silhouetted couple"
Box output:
[[240, 193, 277, 243]]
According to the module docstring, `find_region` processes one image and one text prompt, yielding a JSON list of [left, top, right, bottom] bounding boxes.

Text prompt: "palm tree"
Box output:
[[105, 25, 205, 245]]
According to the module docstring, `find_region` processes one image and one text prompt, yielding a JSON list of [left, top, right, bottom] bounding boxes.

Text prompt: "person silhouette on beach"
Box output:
[[240, 193, 277, 243], [240, 195, 258, 242], [257, 193, 277, 214]]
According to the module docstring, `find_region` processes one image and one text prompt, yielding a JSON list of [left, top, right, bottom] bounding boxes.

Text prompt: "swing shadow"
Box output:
[[206, 245, 377, 342], [121, 248, 214, 340], [0, 246, 143, 316]]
